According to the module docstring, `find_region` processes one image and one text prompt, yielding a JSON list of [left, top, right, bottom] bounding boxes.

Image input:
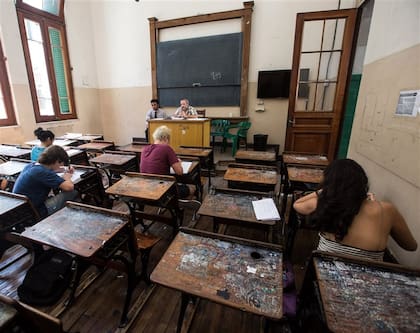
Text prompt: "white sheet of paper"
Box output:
[[170, 161, 192, 174], [252, 198, 281, 221]]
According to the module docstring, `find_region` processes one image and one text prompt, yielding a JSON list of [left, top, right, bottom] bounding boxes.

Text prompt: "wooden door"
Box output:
[[285, 9, 357, 161]]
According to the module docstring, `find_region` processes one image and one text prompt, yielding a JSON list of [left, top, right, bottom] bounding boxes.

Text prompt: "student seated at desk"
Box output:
[[293, 159, 417, 261], [140, 125, 190, 198], [173, 98, 198, 118], [31, 127, 55, 161], [13, 145, 79, 218]]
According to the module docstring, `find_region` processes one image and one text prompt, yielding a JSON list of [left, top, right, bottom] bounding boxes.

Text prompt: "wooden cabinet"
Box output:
[[149, 119, 210, 149]]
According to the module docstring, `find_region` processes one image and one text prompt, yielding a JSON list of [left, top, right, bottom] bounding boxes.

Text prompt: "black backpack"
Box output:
[[18, 249, 76, 306]]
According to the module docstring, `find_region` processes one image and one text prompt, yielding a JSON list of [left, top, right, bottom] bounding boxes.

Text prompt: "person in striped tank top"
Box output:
[[293, 159, 417, 261]]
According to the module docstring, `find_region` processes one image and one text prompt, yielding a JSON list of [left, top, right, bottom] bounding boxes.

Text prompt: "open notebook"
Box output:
[[170, 161, 192, 174], [252, 198, 281, 221]]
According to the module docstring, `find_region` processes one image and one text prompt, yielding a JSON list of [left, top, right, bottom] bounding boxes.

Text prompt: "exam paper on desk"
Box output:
[[252, 198, 281, 221]]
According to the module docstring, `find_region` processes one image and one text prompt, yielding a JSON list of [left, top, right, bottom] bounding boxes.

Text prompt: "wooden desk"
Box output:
[[0, 160, 30, 178], [151, 228, 283, 333], [171, 159, 203, 201], [77, 141, 114, 156], [224, 163, 279, 193], [57, 133, 103, 143], [286, 165, 323, 185], [175, 146, 214, 187], [25, 139, 77, 147], [208, 116, 249, 124], [0, 191, 39, 233], [282, 152, 329, 167], [106, 173, 181, 235], [20, 202, 138, 327], [116, 143, 147, 156], [149, 119, 210, 149], [89, 153, 138, 184], [197, 187, 279, 242], [303, 251, 420, 333], [0, 159, 31, 191], [59, 165, 107, 207], [235, 150, 277, 166], [66, 148, 89, 165], [0, 145, 31, 161]]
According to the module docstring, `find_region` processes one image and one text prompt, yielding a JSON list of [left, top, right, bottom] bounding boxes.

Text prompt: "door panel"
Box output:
[[285, 9, 357, 160]]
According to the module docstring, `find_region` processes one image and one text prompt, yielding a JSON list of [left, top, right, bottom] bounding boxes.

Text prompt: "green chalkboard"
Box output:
[[156, 33, 242, 106]]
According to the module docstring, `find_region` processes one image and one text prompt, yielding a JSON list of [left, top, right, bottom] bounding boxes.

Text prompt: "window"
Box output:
[[0, 39, 17, 126], [16, 0, 76, 122]]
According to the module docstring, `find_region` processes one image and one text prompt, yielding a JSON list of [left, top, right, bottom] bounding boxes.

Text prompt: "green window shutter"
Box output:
[[49, 27, 71, 114]]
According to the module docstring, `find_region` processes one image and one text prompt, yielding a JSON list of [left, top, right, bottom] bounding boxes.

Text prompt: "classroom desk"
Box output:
[[106, 173, 181, 235], [60, 165, 108, 207], [208, 116, 249, 124], [57, 133, 103, 143], [197, 187, 279, 242], [282, 152, 329, 167], [303, 251, 420, 333], [234, 150, 277, 166], [224, 163, 279, 193], [0, 159, 31, 191], [171, 159, 203, 201], [89, 152, 138, 185], [0, 145, 31, 161], [0, 191, 39, 233], [20, 202, 138, 327], [0, 191, 40, 258], [77, 141, 115, 157], [175, 146, 214, 187], [24, 139, 77, 147], [66, 148, 89, 165], [148, 118, 210, 149], [151, 228, 283, 333], [116, 143, 147, 156]]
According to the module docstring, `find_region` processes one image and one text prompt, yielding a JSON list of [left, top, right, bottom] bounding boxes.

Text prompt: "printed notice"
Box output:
[[395, 90, 420, 117], [252, 198, 281, 221]]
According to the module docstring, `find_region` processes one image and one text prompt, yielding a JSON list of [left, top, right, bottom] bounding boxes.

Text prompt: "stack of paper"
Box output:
[[252, 198, 281, 221]]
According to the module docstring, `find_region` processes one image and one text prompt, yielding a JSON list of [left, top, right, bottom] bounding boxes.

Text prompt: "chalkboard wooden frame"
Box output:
[[148, 1, 254, 115]]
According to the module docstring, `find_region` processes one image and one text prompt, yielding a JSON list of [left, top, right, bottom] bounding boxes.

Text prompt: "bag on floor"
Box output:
[[283, 260, 297, 317], [17, 249, 75, 306]]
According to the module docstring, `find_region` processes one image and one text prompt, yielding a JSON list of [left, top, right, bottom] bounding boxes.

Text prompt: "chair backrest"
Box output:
[[237, 121, 251, 137], [0, 293, 64, 333], [196, 109, 206, 117], [210, 119, 230, 134]]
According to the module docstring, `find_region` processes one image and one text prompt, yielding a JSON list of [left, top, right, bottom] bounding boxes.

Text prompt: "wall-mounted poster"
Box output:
[[395, 90, 420, 117]]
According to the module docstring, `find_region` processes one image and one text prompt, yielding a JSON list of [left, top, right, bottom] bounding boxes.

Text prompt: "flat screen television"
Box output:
[[257, 70, 291, 99], [257, 68, 310, 99]]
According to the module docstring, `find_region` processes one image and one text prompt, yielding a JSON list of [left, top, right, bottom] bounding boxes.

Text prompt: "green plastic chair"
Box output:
[[223, 121, 251, 156], [210, 119, 230, 150]]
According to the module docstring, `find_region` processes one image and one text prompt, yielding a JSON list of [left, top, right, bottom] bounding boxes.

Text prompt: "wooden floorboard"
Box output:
[[0, 171, 308, 333]]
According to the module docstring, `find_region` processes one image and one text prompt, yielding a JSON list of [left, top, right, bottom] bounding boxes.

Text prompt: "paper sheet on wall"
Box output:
[[252, 198, 281, 221]]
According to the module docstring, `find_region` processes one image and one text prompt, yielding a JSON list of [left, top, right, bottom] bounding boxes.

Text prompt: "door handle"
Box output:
[[288, 118, 295, 127]]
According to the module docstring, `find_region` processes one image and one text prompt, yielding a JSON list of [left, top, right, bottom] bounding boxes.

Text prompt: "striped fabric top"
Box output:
[[317, 233, 384, 261]]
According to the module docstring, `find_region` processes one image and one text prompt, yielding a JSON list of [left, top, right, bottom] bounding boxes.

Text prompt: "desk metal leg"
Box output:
[[177, 292, 191, 333], [112, 255, 136, 328]]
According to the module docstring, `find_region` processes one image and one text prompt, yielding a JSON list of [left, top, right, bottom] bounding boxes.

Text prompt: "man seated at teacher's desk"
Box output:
[[173, 98, 198, 118], [145, 98, 167, 141]]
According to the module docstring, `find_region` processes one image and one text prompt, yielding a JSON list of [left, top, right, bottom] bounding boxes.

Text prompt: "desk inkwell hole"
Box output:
[[251, 251, 262, 259]]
